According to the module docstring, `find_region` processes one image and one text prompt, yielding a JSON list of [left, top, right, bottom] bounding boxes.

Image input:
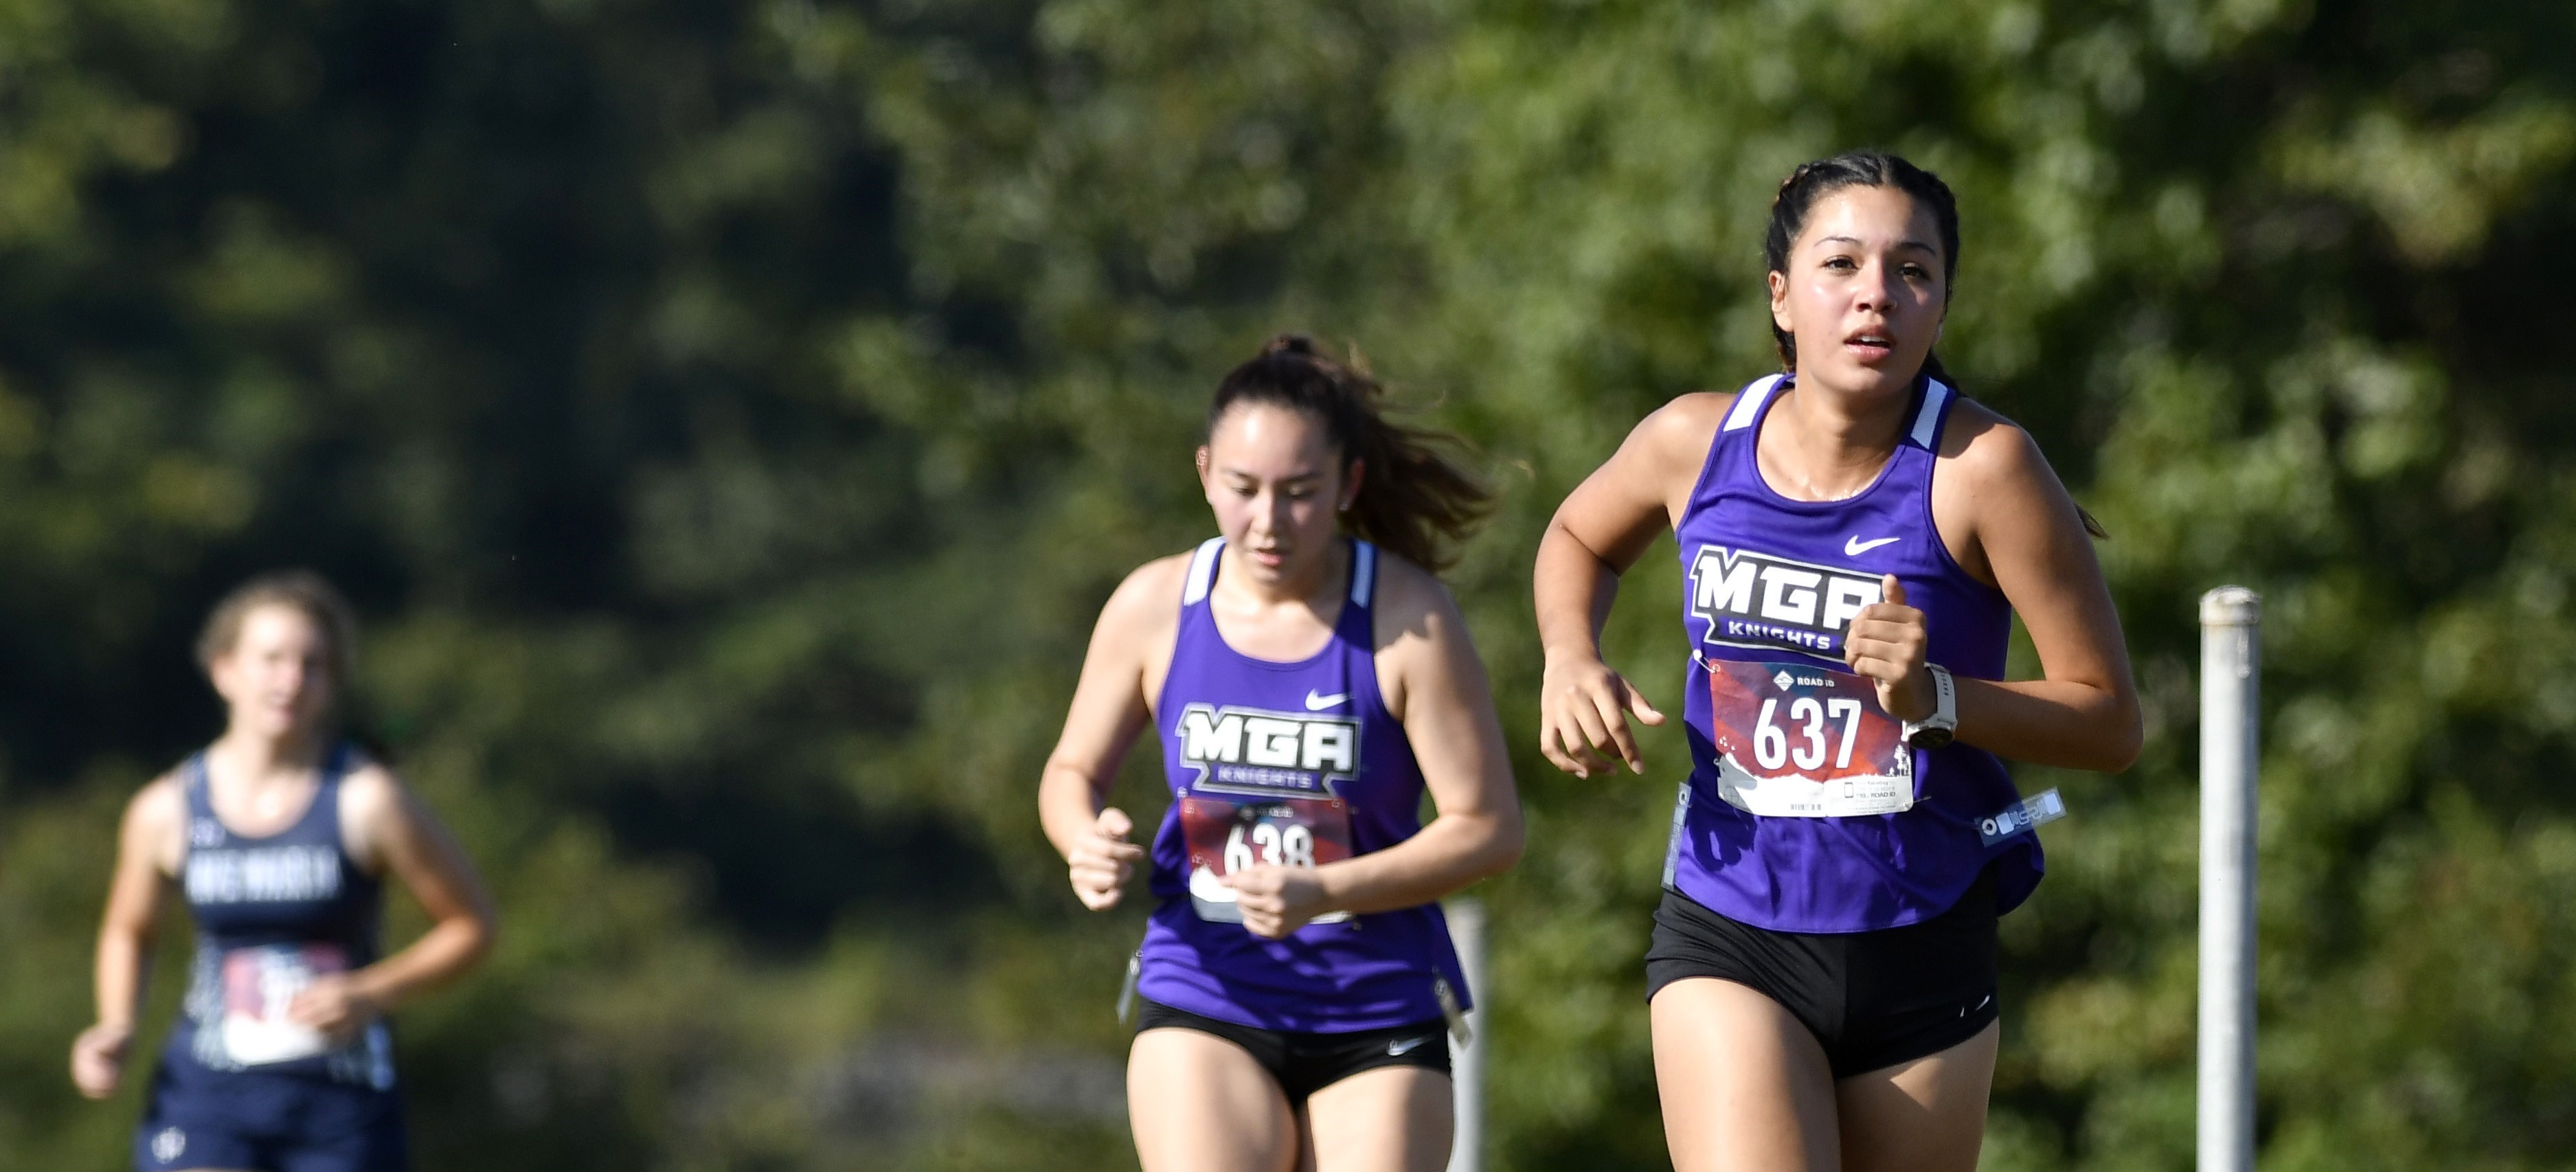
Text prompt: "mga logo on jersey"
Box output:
[[1688, 544, 1882, 655], [1175, 703, 1360, 798]]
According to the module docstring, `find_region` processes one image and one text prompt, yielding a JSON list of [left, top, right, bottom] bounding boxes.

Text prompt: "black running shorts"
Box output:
[[1133, 1000, 1451, 1103], [1644, 870, 2000, 1079]]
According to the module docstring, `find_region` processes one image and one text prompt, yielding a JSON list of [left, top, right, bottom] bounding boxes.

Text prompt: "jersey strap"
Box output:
[[1179, 535, 1375, 613], [1908, 378, 1954, 450], [181, 745, 354, 853], [1717, 372, 1949, 447], [1721, 374, 1787, 432], [1182, 536, 1225, 607]]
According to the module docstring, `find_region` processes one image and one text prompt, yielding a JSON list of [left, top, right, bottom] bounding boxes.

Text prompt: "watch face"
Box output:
[[1907, 726, 1955, 750]]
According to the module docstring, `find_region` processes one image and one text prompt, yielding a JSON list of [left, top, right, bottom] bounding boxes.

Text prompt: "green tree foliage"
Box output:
[[1, 0, 2573, 1169]]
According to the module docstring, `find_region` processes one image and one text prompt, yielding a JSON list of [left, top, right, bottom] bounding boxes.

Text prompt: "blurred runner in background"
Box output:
[[1533, 152, 2142, 1172], [71, 571, 495, 1172], [1039, 336, 1522, 1172]]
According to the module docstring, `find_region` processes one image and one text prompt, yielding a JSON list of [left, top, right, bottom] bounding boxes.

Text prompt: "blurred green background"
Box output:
[[3, 0, 2573, 1168]]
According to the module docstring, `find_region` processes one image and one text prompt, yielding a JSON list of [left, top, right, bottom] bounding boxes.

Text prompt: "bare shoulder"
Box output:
[[1633, 390, 1736, 456], [1097, 551, 1197, 637], [1936, 398, 2060, 491], [335, 757, 433, 875], [124, 772, 185, 835], [1369, 550, 1467, 651], [337, 758, 409, 824], [120, 771, 188, 874], [1615, 390, 1746, 506]]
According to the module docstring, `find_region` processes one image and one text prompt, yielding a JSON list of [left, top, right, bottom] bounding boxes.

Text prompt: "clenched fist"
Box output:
[[1068, 807, 1146, 910]]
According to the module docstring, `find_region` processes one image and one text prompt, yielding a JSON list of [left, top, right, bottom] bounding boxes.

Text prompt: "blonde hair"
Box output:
[[196, 570, 359, 685]]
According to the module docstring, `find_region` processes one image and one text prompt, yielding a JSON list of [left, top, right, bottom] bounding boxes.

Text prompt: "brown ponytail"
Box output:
[[1208, 335, 1494, 572]]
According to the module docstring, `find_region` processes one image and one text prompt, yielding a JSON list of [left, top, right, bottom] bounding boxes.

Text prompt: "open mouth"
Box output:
[[1844, 329, 1895, 361]]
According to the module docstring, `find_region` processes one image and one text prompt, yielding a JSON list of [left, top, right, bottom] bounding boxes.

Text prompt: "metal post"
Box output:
[[1445, 898, 1487, 1172], [2199, 587, 2260, 1172]]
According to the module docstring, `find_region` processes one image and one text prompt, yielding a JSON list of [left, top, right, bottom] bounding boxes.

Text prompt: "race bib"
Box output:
[[218, 944, 345, 1066], [1179, 796, 1353, 925], [1706, 659, 1914, 817]]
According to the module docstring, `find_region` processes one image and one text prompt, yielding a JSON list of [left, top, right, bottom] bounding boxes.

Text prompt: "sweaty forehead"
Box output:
[[1208, 401, 1338, 473], [1798, 186, 1943, 257]]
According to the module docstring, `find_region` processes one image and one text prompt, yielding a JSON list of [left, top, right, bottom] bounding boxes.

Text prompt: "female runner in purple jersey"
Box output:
[[1533, 153, 2143, 1172], [71, 572, 494, 1172], [1040, 337, 1523, 1172]]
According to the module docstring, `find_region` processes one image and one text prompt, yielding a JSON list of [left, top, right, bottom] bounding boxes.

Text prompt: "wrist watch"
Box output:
[[1903, 663, 1957, 750]]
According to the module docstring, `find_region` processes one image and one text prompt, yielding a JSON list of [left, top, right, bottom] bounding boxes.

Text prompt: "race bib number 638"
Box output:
[[1706, 660, 1914, 817], [1179, 796, 1353, 924]]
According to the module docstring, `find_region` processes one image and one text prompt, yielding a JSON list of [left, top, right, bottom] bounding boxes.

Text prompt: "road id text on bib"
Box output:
[[1705, 657, 1913, 817]]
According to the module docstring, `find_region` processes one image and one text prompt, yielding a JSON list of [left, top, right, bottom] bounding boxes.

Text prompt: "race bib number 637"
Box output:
[[1706, 660, 1914, 817]]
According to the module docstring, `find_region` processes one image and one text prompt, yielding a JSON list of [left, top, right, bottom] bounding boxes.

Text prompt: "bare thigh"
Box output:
[[1296, 1065, 1454, 1172], [1835, 1019, 1998, 1172], [1651, 978, 1840, 1172], [1131, 1028, 1298, 1172]]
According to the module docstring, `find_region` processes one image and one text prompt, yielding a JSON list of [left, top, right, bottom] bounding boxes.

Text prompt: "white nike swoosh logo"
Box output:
[[1304, 690, 1350, 710], [1844, 536, 1901, 556], [1386, 1035, 1431, 1056]]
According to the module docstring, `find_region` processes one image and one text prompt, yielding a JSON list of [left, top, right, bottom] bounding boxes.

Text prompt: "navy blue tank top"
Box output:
[[1136, 539, 1470, 1032], [1666, 374, 2042, 932], [165, 745, 394, 1090]]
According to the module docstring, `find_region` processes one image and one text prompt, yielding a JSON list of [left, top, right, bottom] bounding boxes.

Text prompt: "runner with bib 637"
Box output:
[[1532, 153, 2141, 1172]]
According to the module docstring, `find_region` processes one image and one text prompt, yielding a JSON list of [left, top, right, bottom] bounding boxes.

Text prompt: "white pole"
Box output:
[[1445, 898, 1487, 1172], [2199, 587, 2260, 1172]]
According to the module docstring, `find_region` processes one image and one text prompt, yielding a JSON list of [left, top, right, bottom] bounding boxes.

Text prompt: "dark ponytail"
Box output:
[[1763, 152, 2107, 539], [1207, 335, 1494, 572]]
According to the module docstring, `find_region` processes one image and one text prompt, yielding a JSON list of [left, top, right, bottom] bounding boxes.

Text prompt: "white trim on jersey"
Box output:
[[1722, 374, 1787, 431], [1911, 379, 1952, 449], [1182, 537, 1224, 606], [1349, 541, 1377, 606]]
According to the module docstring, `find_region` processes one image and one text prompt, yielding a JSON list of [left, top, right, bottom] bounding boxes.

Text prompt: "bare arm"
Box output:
[[1037, 556, 1186, 910], [1844, 409, 2142, 771], [1532, 394, 1732, 776], [290, 767, 497, 1037], [1947, 419, 2140, 769], [71, 777, 183, 1098], [1228, 561, 1524, 936]]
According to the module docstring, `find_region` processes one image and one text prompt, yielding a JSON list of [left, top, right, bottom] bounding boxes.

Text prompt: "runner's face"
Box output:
[[1769, 185, 1947, 400], [1199, 402, 1356, 588], [210, 605, 335, 741]]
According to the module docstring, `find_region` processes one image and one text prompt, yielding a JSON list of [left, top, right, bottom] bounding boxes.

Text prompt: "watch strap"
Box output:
[[1903, 664, 1957, 747]]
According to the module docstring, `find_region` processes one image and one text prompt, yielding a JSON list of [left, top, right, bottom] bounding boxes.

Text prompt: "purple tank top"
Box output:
[[1136, 538, 1470, 1033], [1667, 373, 2041, 933]]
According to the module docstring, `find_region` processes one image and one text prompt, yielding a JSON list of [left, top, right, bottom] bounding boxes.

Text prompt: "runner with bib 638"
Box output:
[[1532, 153, 2141, 1172], [1039, 336, 1522, 1172]]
